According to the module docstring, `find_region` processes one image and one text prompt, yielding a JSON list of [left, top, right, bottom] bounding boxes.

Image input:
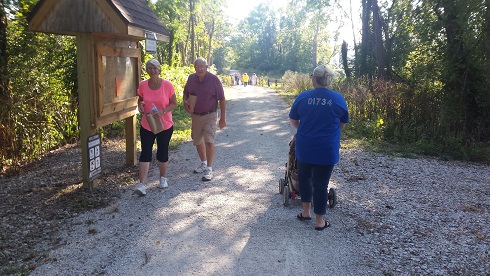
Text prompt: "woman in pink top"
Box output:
[[133, 59, 177, 196]]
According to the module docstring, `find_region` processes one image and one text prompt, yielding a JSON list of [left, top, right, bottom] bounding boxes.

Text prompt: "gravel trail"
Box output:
[[31, 85, 489, 276]]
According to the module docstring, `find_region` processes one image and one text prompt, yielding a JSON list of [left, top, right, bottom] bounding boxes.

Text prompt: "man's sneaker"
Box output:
[[193, 163, 207, 173], [202, 168, 213, 181], [159, 177, 168, 189], [133, 183, 146, 196]]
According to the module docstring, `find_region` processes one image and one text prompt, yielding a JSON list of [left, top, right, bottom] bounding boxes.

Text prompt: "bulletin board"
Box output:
[[95, 45, 140, 127]]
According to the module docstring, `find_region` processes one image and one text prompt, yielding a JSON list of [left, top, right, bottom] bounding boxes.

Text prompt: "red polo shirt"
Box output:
[[183, 72, 225, 114]]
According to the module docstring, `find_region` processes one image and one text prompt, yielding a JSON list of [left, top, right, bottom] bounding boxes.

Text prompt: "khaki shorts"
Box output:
[[191, 112, 218, 145]]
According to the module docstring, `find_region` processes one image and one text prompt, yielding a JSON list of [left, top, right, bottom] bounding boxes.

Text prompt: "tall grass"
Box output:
[[280, 71, 313, 105], [280, 74, 490, 164]]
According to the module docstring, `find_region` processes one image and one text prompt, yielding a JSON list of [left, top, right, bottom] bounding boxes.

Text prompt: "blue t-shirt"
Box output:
[[289, 87, 349, 165]]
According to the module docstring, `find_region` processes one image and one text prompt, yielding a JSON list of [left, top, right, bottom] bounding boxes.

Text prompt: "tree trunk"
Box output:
[[341, 40, 351, 79], [372, 0, 387, 79], [360, 0, 372, 77], [166, 31, 175, 66], [349, 0, 359, 76], [183, 21, 190, 65], [0, 0, 8, 98], [437, 1, 472, 139], [485, 0, 490, 84], [189, 0, 196, 63], [206, 18, 215, 64], [0, 0, 15, 167], [312, 20, 319, 67], [383, 0, 396, 80]]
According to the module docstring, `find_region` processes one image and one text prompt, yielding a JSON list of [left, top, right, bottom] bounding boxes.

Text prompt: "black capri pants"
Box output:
[[139, 125, 174, 163]]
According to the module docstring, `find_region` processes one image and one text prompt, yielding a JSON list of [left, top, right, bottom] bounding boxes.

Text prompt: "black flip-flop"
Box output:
[[297, 213, 312, 221], [314, 220, 330, 231]]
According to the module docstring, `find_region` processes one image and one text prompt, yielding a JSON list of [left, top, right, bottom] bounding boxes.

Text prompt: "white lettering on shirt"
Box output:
[[307, 97, 330, 106]]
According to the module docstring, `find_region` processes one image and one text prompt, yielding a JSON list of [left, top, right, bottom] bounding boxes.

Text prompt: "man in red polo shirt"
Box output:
[[183, 58, 227, 181]]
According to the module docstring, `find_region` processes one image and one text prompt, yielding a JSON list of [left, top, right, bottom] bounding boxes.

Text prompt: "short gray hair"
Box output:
[[194, 57, 208, 65], [146, 59, 161, 70], [312, 64, 335, 87]]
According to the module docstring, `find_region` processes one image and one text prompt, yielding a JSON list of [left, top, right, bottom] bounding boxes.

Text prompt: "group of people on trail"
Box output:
[[231, 72, 258, 86], [132, 58, 349, 231]]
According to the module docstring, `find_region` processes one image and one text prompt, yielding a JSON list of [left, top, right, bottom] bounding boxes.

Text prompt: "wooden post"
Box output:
[[77, 33, 98, 189], [125, 115, 137, 165]]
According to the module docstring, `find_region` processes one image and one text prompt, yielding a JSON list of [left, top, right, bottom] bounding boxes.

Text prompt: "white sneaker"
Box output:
[[202, 168, 213, 181], [159, 177, 168, 189], [133, 183, 146, 196], [193, 163, 207, 173]]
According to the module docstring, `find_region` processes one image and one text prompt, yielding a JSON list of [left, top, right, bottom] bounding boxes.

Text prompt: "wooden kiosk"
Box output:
[[28, 0, 169, 188]]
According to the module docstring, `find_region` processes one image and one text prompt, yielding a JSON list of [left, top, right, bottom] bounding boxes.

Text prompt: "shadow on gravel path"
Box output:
[[30, 85, 369, 275]]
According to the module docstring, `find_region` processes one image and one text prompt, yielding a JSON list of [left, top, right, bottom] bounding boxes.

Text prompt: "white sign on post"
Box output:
[[145, 31, 157, 53], [87, 133, 102, 181]]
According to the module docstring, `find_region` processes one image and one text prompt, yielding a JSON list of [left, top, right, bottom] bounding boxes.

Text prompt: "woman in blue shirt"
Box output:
[[289, 64, 349, 231]]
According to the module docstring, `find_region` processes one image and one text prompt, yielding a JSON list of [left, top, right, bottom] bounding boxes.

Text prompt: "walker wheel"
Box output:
[[279, 178, 285, 194], [282, 185, 290, 206], [328, 188, 337, 208]]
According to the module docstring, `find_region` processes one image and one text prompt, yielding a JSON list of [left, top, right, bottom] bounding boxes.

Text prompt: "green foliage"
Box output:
[[343, 118, 385, 141], [151, 0, 227, 66], [280, 71, 313, 105], [333, 77, 489, 163], [1, 4, 78, 172], [224, 1, 337, 77], [170, 120, 192, 148]]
